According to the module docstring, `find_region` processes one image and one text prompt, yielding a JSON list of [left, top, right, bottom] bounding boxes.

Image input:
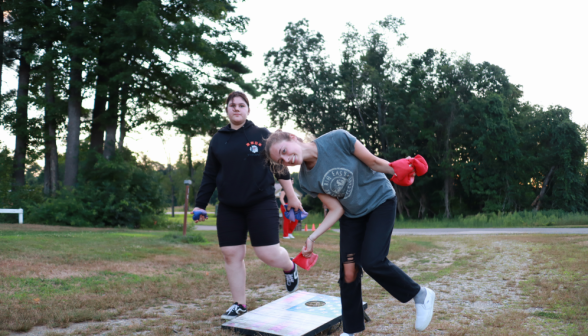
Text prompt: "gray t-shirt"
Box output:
[[299, 129, 395, 218]]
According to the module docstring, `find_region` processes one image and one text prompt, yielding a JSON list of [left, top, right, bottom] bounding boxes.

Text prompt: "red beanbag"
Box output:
[[412, 154, 428, 176], [292, 252, 318, 271], [389, 155, 428, 187]]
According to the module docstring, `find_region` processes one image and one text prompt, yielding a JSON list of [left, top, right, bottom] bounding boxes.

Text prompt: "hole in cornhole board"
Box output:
[[305, 300, 325, 307], [222, 291, 368, 336]]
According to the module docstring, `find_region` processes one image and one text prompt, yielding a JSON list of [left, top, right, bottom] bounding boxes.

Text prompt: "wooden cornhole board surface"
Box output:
[[221, 291, 367, 336]]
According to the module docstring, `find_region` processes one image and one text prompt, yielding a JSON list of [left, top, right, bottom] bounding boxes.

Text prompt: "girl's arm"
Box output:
[[193, 142, 220, 223], [302, 193, 344, 257], [353, 140, 395, 176], [278, 179, 303, 211]]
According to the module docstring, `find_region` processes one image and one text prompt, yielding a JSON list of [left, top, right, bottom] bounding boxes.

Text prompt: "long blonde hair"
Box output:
[[265, 130, 304, 175]]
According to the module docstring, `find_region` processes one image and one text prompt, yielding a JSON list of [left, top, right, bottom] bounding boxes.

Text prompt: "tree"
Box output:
[[262, 19, 346, 137], [5, 1, 41, 188], [521, 106, 587, 211], [63, 0, 86, 187], [263, 17, 588, 216], [39, 0, 66, 196]]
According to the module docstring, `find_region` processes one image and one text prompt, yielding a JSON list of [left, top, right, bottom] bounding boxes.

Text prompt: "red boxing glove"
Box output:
[[411, 154, 428, 176], [389, 158, 416, 187]]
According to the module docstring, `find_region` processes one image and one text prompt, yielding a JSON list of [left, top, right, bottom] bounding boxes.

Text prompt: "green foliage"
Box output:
[[261, 19, 345, 135], [302, 194, 324, 213], [159, 155, 205, 208], [27, 150, 165, 228]]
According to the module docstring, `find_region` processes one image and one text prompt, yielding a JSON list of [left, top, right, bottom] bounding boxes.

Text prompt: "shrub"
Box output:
[[27, 151, 165, 228]]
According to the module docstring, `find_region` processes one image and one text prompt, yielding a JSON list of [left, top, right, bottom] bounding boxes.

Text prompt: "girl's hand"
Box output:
[[287, 197, 303, 212], [192, 207, 207, 223], [302, 238, 314, 258]]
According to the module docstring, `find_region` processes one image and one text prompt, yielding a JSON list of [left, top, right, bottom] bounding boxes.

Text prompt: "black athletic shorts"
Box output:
[[216, 197, 280, 247]]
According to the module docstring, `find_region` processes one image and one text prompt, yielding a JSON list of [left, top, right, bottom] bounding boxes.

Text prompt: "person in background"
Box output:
[[193, 92, 303, 320], [279, 179, 298, 239]]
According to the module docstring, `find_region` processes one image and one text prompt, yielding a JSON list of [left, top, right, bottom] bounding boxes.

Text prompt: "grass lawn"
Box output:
[[164, 208, 588, 230], [0, 223, 587, 335], [163, 214, 217, 227]]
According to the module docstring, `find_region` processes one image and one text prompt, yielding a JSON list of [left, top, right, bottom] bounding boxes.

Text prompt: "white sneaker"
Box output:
[[415, 287, 435, 331], [340, 333, 354, 336], [282, 236, 292, 239], [288, 233, 295, 239]]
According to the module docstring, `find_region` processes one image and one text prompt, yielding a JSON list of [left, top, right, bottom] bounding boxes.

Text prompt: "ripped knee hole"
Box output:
[[343, 254, 358, 283]]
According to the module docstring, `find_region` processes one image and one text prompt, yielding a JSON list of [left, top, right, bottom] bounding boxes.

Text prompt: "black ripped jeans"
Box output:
[[339, 197, 421, 334]]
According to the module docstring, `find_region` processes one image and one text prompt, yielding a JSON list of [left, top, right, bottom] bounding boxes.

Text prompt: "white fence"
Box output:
[[0, 209, 23, 224]]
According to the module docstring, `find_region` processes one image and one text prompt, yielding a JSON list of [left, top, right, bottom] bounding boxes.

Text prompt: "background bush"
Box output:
[[26, 150, 166, 228]]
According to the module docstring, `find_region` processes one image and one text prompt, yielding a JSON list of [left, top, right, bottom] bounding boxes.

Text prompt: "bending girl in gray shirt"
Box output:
[[266, 129, 435, 336]]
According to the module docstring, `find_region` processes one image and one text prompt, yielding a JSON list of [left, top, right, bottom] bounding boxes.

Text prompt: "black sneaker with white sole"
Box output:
[[221, 302, 247, 320], [285, 259, 299, 292]]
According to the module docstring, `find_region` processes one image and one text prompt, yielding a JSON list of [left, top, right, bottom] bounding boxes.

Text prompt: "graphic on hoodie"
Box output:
[[246, 141, 262, 154]]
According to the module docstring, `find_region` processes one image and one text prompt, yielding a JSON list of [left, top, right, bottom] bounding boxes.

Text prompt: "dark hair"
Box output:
[[264, 130, 304, 175], [226, 91, 250, 108]]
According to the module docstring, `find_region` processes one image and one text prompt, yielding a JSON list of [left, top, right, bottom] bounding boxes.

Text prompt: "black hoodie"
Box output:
[[195, 120, 290, 209]]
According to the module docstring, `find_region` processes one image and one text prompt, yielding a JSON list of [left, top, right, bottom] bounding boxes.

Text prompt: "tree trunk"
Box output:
[[103, 82, 119, 159], [444, 177, 452, 219], [168, 164, 175, 217], [13, 36, 31, 188], [118, 83, 128, 150], [43, 0, 58, 196], [64, 0, 84, 187], [418, 193, 428, 219], [443, 106, 455, 219], [89, 0, 116, 154], [89, 66, 108, 153], [531, 166, 556, 210], [394, 185, 411, 218], [186, 135, 193, 180], [44, 67, 58, 196]]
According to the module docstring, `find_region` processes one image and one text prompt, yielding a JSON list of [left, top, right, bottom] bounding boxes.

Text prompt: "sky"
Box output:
[[1, 0, 586, 169]]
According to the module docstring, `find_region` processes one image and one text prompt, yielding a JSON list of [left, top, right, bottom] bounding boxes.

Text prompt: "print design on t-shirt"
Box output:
[[321, 168, 354, 199]]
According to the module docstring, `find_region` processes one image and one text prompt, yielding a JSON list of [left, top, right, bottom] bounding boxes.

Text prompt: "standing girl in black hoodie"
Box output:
[[193, 91, 303, 320]]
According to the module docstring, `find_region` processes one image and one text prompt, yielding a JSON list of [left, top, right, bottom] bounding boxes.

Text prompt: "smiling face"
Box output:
[[269, 138, 304, 167], [226, 96, 249, 127]]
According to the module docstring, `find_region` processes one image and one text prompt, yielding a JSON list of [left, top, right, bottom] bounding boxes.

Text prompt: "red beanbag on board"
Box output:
[[412, 154, 428, 176], [292, 252, 318, 271], [389, 158, 415, 187]]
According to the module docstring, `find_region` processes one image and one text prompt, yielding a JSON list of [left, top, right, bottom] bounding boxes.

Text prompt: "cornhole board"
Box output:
[[221, 291, 368, 336]]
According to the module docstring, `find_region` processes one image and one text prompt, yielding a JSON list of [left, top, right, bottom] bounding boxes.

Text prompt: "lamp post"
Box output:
[[183, 179, 192, 236]]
